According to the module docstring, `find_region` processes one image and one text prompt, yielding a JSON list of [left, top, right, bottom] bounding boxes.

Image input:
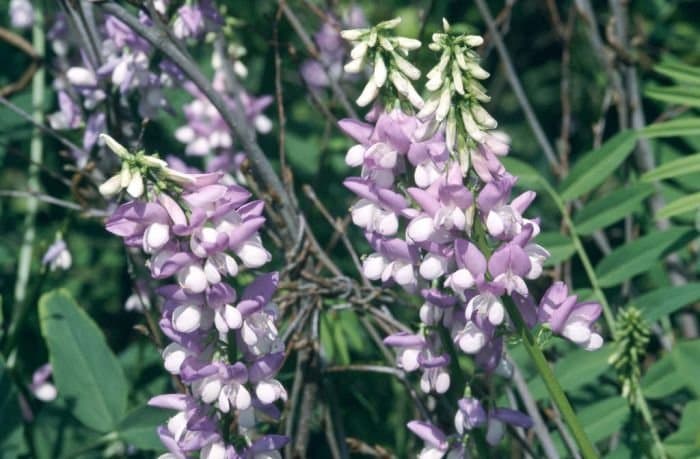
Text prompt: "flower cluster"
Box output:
[[341, 17, 424, 108], [49, 10, 172, 166], [340, 19, 603, 456], [45, 2, 271, 183], [101, 134, 287, 458]]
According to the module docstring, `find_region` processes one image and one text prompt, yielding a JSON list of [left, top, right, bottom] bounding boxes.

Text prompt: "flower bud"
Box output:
[[344, 58, 364, 74], [126, 169, 145, 198], [100, 133, 130, 159], [356, 77, 379, 107], [464, 35, 484, 47], [340, 28, 366, 40], [435, 87, 452, 122], [471, 104, 497, 129], [461, 109, 485, 142], [452, 61, 464, 95], [350, 42, 368, 60], [377, 17, 402, 29], [66, 67, 97, 87], [393, 53, 421, 80], [396, 37, 421, 50], [373, 53, 387, 87], [141, 154, 168, 168], [466, 61, 490, 79], [99, 174, 122, 197]]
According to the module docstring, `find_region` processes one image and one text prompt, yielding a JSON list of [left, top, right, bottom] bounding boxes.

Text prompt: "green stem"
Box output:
[[541, 181, 667, 457], [503, 297, 599, 459], [543, 181, 616, 330], [470, 219, 597, 457], [13, 5, 45, 308], [635, 386, 667, 459]]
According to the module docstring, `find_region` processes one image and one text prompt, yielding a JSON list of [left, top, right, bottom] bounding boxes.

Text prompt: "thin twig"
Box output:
[[0, 95, 86, 156], [0, 190, 106, 217]]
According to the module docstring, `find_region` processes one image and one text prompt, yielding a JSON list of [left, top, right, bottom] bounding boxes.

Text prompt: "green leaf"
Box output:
[[641, 153, 700, 182], [0, 358, 27, 458], [33, 399, 101, 459], [558, 131, 637, 201], [527, 345, 613, 400], [670, 340, 700, 396], [500, 157, 546, 190], [656, 192, 700, 219], [573, 183, 653, 234], [664, 400, 700, 458], [634, 283, 700, 322], [537, 232, 575, 266], [641, 353, 685, 399], [645, 85, 700, 108], [642, 118, 700, 139], [115, 406, 168, 451], [578, 397, 629, 443], [595, 228, 692, 287], [654, 60, 700, 85], [39, 289, 128, 432]]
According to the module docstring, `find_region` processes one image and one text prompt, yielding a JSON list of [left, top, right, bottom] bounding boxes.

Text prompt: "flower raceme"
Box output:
[[100, 134, 287, 459], [339, 19, 603, 456]]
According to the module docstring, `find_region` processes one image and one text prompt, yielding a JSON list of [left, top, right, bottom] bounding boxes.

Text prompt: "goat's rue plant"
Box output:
[[3, 1, 700, 459]]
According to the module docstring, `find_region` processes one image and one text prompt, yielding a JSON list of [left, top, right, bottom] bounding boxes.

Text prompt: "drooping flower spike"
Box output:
[[101, 134, 287, 458], [339, 18, 603, 455]]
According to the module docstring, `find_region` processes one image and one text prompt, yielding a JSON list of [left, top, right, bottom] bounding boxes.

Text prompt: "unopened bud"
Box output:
[[340, 29, 365, 41], [126, 169, 145, 198], [100, 133, 130, 159], [99, 174, 122, 197], [377, 17, 402, 29]]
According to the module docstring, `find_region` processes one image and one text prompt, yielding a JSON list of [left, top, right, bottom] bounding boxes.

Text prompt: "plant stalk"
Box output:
[[503, 298, 599, 459]]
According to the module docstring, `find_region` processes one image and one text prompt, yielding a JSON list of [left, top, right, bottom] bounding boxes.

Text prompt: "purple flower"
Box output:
[[104, 154, 287, 456], [42, 239, 72, 271], [29, 364, 57, 402], [538, 282, 604, 350], [9, 0, 33, 29], [486, 408, 533, 445]]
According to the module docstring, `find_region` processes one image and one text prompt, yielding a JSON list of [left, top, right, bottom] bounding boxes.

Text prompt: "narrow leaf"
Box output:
[[527, 345, 613, 400], [664, 400, 700, 458], [642, 118, 700, 139], [578, 397, 629, 443], [671, 340, 700, 397], [641, 153, 700, 182], [573, 183, 653, 234], [39, 289, 128, 432], [641, 353, 685, 399], [559, 131, 637, 201], [595, 228, 691, 287], [537, 232, 575, 266], [500, 157, 545, 190], [634, 283, 700, 322], [645, 85, 700, 108], [654, 60, 700, 85], [656, 192, 700, 219]]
